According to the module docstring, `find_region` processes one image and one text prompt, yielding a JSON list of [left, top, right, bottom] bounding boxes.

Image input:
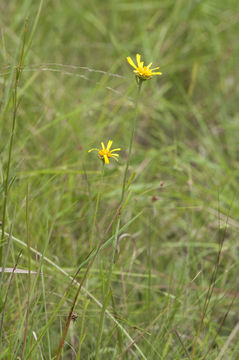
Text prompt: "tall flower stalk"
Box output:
[[95, 54, 162, 359]]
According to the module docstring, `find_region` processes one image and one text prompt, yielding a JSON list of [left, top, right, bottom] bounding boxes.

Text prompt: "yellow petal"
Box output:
[[136, 54, 141, 67], [88, 148, 98, 153], [101, 142, 105, 150], [111, 153, 119, 157], [111, 148, 121, 152], [104, 155, 109, 164], [111, 156, 119, 161], [147, 62, 152, 68], [107, 140, 113, 150], [151, 67, 160, 70], [152, 72, 162, 75], [127, 56, 137, 69]]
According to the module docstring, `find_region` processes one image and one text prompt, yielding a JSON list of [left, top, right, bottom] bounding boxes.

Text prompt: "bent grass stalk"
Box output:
[[4, 212, 143, 357], [6, 226, 146, 360], [55, 208, 140, 358], [95, 80, 142, 359], [0, 21, 27, 268]]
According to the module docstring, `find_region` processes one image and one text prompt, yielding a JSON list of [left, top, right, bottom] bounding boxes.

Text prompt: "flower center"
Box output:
[[137, 66, 152, 78], [98, 149, 111, 158]]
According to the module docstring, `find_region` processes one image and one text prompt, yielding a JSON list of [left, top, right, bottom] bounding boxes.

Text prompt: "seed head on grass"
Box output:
[[88, 140, 121, 164], [127, 53, 162, 81]]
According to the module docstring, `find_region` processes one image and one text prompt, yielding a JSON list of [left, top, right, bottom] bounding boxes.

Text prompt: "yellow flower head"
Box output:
[[88, 140, 121, 164], [126, 53, 162, 81]]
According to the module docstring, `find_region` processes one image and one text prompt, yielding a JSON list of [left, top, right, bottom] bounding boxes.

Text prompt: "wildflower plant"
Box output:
[[127, 53, 162, 82], [87, 54, 162, 360], [88, 140, 120, 164], [95, 54, 162, 359]]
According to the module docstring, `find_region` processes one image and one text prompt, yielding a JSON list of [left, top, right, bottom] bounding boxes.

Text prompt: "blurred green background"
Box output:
[[1, 0, 239, 359]]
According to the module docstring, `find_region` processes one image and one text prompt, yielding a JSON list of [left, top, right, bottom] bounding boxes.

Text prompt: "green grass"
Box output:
[[1, 0, 239, 359]]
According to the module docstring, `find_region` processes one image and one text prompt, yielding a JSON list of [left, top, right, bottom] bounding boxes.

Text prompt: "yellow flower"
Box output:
[[88, 140, 121, 164], [126, 53, 162, 80]]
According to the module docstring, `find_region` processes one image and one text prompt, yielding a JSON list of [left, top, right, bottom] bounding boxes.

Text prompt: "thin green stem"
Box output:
[[0, 21, 27, 267], [89, 164, 105, 250], [20, 185, 31, 359], [120, 80, 142, 203]]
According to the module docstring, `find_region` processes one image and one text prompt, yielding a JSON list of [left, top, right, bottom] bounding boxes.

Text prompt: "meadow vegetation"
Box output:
[[0, 0, 239, 359]]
